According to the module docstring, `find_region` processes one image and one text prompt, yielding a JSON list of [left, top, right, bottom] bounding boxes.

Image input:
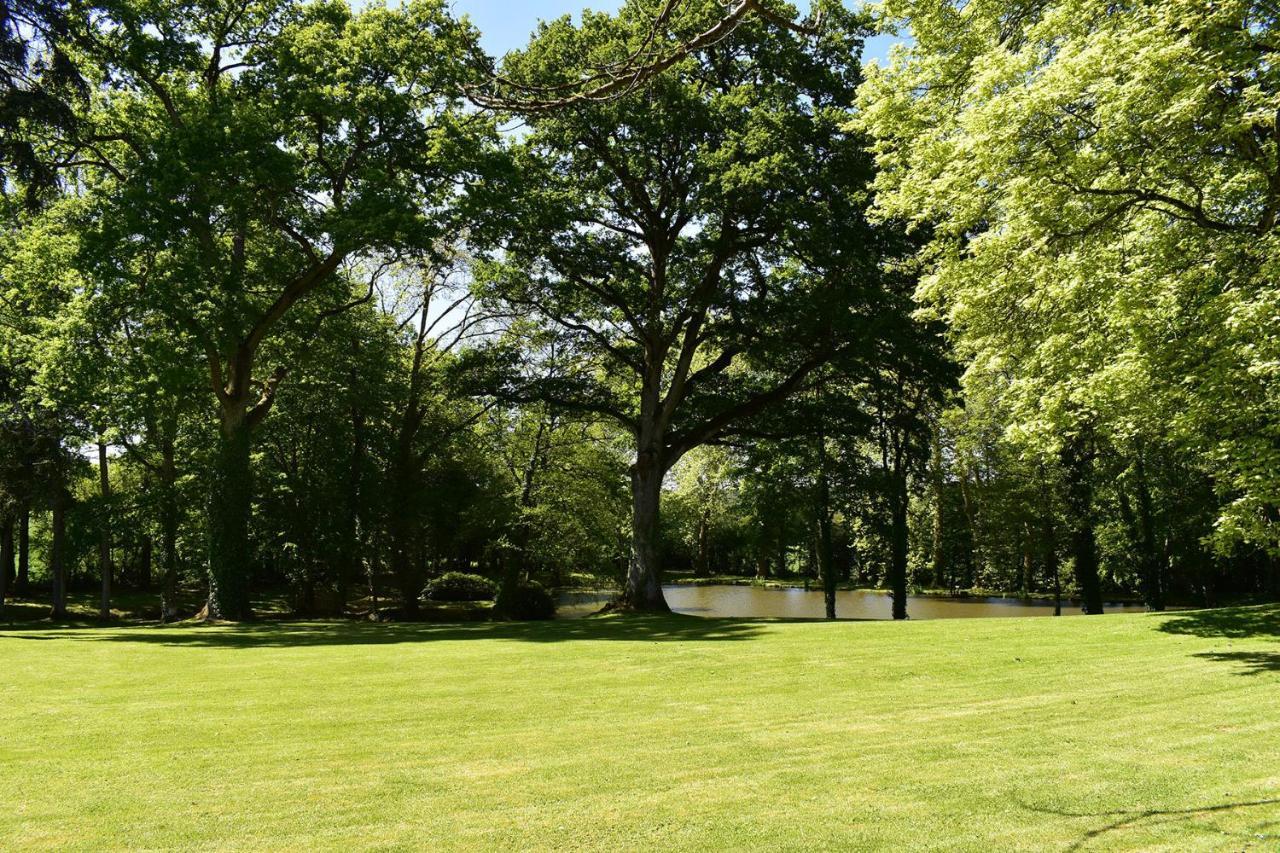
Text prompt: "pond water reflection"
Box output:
[[556, 584, 1152, 620]]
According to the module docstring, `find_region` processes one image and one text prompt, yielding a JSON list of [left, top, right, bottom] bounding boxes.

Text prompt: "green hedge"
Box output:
[[424, 572, 496, 603]]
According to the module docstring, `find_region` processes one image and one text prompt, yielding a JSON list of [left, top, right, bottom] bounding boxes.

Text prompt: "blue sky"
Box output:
[[450, 1, 900, 63]]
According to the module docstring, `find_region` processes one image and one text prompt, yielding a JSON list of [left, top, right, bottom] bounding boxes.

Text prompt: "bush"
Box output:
[[502, 580, 557, 620], [424, 572, 496, 602]]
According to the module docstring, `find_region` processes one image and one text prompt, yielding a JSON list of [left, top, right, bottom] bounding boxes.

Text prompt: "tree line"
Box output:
[[0, 0, 1275, 623]]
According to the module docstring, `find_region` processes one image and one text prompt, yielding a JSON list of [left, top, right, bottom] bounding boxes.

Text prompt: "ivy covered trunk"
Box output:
[[624, 451, 668, 612], [207, 408, 254, 620]]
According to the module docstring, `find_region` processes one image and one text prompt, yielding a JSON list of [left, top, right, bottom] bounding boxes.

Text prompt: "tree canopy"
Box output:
[[855, 0, 1280, 560]]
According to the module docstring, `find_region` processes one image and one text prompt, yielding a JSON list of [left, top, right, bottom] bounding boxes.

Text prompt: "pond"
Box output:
[[556, 584, 1153, 620]]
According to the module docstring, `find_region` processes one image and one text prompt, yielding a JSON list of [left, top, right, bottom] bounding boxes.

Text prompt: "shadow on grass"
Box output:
[[0, 613, 774, 647], [0, 599, 106, 626], [1156, 605, 1280, 640], [0, 590, 263, 625], [1025, 797, 1280, 851], [1191, 650, 1280, 675]]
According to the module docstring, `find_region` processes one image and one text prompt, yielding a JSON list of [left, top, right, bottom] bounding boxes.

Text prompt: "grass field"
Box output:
[[2, 605, 1278, 851]]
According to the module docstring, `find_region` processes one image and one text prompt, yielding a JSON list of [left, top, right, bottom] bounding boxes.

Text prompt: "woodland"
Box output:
[[0, 0, 1277, 624]]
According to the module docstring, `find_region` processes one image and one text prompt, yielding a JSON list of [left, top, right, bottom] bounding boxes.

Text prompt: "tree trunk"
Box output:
[[755, 552, 770, 580], [1041, 511, 1061, 616], [97, 437, 113, 620], [1052, 557, 1062, 616], [159, 436, 180, 622], [0, 516, 11, 619], [1133, 453, 1165, 611], [207, 408, 254, 620], [387, 438, 423, 619], [368, 548, 381, 614], [296, 568, 316, 617], [1061, 436, 1104, 615], [1266, 506, 1280, 598], [694, 506, 711, 579], [496, 417, 546, 618], [1021, 521, 1035, 594], [495, 520, 535, 618], [0, 516, 13, 596], [388, 525, 421, 619], [50, 493, 69, 619], [623, 452, 669, 612], [889, 469, 909, 620], [1069, 512, 1103, 614], [930, 423, 945, 589], [336, 403, 365, 614], [812, 411, 836, 618], [138, 535, 152, 591], [496, 527, 533, 618], [815, 444, 836, 620], [959, 469, 978, 591], [17, 507, 30, 595]]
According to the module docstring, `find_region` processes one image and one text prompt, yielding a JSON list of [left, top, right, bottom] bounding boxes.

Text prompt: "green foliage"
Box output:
[[854, 0, 1280, 558], [501, 579, 557, 620], [424, 571, 497, 603]]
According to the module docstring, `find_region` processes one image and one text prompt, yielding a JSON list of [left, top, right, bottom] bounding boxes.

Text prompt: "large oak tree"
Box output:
[[475, 0, 897, 611]]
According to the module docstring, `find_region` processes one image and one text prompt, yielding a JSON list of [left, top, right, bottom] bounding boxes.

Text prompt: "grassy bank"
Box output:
[[2, 606, 1277, 850]]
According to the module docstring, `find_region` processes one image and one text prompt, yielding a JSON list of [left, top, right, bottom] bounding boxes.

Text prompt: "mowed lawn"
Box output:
[[2, 606, 1278, 851]]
